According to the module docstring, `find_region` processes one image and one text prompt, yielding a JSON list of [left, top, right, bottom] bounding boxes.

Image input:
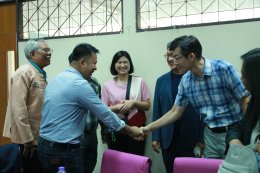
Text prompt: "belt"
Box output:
[[208, 124, 235, 134], [39, 136, 80, 150]]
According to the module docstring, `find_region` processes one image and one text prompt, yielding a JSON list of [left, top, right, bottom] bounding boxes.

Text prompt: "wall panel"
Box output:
[[0, 2, 16, 144]]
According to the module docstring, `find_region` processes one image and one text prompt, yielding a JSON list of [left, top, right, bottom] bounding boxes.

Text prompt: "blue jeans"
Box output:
[[37, 136, 83, 173]]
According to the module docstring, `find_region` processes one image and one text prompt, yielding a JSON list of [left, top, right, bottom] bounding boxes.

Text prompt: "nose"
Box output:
[[168, 55, 174, 59]]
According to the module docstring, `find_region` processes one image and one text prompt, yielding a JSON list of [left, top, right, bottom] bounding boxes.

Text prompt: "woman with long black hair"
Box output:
[[226, 48, 260, 171]]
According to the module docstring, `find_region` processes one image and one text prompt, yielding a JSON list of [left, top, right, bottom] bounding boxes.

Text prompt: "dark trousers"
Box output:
[[162, 122, 197, 173], [19, 144, 42, 173], [0, 144, 22, 173], [106, 132, 146, 156], [37, 136, 83, 173], [80, 131, 98, 173]]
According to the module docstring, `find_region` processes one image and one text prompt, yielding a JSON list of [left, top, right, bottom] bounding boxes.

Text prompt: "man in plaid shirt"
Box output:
[[143, 35, 248, 159]]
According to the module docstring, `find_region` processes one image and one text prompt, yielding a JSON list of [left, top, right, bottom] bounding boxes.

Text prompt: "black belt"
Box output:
[[39, 136, 80, 150], [208, 124, 235, 134]]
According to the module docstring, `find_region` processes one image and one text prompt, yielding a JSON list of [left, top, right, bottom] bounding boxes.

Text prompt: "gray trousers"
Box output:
[[204, 125, 226, 159]]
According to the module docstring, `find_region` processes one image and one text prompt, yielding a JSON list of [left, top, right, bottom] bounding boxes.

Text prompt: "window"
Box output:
[[18, 0, 123, 40], [137, 0, 260, 30]]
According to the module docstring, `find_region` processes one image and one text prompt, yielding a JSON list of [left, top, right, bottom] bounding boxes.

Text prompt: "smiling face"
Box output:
[[31, 41, 52, 68], [165, 49, 177, 71], [170, 47, 191, 74], [115, 56, 130, 76], [80, 53, 97, 80]]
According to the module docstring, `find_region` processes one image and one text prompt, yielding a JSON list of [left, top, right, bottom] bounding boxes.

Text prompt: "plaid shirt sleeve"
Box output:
[[174, 76, 189, 106], [222, 63, 247, 100]]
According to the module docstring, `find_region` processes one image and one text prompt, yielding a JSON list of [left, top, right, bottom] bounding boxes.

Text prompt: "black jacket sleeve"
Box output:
[[226, 118, 253, 147]]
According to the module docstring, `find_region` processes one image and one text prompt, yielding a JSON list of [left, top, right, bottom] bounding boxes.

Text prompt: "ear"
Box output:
[[80, 58, 86, 65], [189, 53, 196, 61], [29, 51, 36, 60], [30, 51, 35, 57]]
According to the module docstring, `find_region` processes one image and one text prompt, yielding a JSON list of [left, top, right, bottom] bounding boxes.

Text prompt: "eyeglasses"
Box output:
[[42, 47, 53, 53], [173, 55, 184, 63], [35, 47, 53, 54], [164, 53, 184, 63]]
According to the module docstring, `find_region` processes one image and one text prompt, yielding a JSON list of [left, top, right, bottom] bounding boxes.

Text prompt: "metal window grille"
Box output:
[[18, 0, 123, 40], [137, 0, 260, 30]]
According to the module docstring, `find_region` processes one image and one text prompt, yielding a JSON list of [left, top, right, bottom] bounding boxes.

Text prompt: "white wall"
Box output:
[[18, 1, 260, 173]]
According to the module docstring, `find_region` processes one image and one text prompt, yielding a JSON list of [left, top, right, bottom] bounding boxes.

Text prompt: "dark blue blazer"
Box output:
[[152, 71, 202, 150]]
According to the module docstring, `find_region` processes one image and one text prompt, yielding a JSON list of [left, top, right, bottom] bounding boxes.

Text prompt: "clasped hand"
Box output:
[[128, 125, 151, 141], [119, 100, 134, 114]]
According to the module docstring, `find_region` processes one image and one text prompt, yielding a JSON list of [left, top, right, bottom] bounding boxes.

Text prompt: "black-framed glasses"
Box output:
[[173, 55, 184, 63], [164, 53, 184, 63], [164, 53, 173, 59]]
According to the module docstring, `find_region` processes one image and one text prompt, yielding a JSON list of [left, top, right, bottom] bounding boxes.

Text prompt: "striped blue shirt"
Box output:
[[175, 58, 247, 128]]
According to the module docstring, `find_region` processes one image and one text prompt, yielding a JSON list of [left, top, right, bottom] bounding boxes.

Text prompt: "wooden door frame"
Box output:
[[0, 2, 17, 144]]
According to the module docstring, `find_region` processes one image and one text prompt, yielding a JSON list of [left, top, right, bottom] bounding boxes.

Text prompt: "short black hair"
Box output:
[[170, 35, 202, 59], [68, 53, 73, 63], [68, 43, 99, 63], [110, 50, 134, 75]]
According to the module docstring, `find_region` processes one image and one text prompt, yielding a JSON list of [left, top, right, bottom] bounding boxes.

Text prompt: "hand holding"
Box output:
[[140, 125, 151, 137], [128, 126, 144, 141], [152, 141, 161, 153]]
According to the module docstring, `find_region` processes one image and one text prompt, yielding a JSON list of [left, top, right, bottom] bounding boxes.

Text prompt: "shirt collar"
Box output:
[[203, 58, 212, 77], [190, 58, 212, 80], [29, 60, 47, 79], [66, 67, 84, 78]]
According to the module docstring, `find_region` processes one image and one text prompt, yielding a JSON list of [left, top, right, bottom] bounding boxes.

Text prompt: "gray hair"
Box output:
[[24, 39, 45, 59]]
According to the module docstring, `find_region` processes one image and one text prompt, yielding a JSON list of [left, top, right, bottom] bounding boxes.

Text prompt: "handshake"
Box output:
[[122, 125, 151, 141]]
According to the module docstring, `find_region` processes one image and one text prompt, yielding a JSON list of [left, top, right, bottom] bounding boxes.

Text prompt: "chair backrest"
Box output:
[[100, 149, 152, 173], [0, 144, 21, 173], [173, 157, 223, 173]]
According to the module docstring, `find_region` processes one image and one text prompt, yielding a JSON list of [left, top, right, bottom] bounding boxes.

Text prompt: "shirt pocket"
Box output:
[[30, 79, 46, 96]]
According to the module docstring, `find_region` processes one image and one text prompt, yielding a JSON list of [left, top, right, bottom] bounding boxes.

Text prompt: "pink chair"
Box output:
[[173, 157, 223, 173], [100, 149, 152, 173]]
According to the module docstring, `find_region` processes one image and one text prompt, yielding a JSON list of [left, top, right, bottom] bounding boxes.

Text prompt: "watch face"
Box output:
[[194, 143, 204, 158], [194, 147, 201, 157]]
